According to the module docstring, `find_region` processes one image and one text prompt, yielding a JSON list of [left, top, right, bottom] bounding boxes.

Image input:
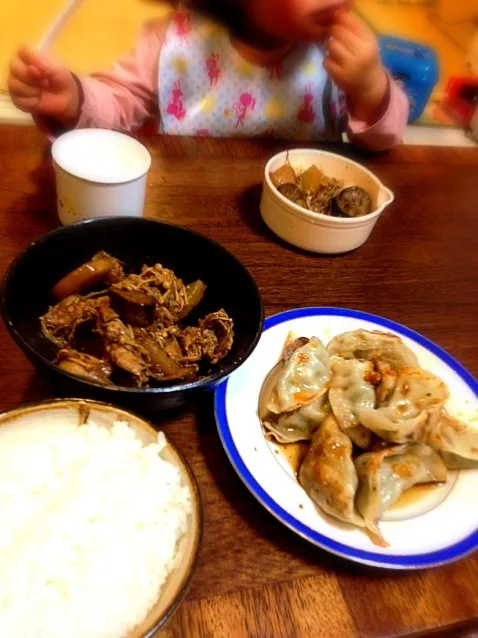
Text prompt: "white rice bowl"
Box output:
[[0, 415, 193, 638]]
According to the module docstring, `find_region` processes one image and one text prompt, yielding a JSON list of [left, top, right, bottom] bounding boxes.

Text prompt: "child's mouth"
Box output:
[[312, 2, 348, 26]]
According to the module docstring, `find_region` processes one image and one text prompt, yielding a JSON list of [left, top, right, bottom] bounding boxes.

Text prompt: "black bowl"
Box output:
[[1, 217, 264, 413]]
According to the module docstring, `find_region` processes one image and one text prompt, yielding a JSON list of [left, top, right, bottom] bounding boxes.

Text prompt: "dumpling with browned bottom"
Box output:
[[328, 357, 375, 449], [357, 368, 449, 443], [419, 409, 478, 469], [267, 336, 330, 414], [327, 329, 418, 370], [298, 415, 383, 544], [262, 395, 330, 444], [299, 416, 362, 524], [355, 442, 447, 530]]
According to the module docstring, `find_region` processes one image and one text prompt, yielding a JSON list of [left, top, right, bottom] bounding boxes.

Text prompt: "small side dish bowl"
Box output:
[[0, 398, 202, 636], [261, 149, 394, 254]]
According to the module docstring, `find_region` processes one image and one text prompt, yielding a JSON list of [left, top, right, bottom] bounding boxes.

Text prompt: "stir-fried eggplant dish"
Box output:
[[270, 157, 373, 218], [41, 252, 234, 387], [260, 329, 477, 546]]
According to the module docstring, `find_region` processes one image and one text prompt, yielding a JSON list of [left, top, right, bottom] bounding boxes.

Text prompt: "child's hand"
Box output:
[[323, 11, 388, 123], [8, 47, 80, 125]]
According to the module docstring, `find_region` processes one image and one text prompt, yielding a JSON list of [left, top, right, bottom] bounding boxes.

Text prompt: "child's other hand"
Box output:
[[323, 11, 388, 123], [8, 47, 80, 125]]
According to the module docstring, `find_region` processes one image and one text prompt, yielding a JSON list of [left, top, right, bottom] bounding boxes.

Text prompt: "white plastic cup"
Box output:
[[52, 129, 152, 225]]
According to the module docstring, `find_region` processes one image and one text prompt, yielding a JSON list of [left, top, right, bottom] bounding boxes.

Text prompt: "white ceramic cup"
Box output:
[[52, 129, 152, 225]]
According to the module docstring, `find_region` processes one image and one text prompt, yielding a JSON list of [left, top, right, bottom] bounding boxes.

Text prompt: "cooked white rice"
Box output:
[[0, 419, 192, 638]]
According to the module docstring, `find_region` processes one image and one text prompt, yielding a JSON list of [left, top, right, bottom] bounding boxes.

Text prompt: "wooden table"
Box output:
[[0, 125, 477, 638]]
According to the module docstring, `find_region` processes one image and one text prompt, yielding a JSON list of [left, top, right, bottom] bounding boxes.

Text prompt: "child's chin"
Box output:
[[300, 25, 330, 42], [262, 24, 328, 45]]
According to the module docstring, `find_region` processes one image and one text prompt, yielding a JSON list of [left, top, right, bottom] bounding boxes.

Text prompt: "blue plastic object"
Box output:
[[379, 35, 440, 123]]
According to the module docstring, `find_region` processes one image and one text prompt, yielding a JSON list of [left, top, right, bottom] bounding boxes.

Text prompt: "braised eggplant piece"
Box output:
[[307, 178, 343, 214], [135, 331, 197, 381], [308, 192, 334, 215], [73, 320, 105, 359], [270, 160, 372, 218], [42, 254, 234, 388], [56, 349, 113, 385], [273, 162, 344, 214], [278, 184, 307, 208], [178, 280, 207, 319], [332, 186, 372, 218], [112, 263, 189, 323], [109, 287, 156, 327], [52, 251, 123, 299]]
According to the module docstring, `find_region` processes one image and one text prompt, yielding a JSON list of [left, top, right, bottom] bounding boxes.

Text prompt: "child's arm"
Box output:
[[8, 22, 166, 135], [346, 76, 409, 151], [323, 11, 408, 150], [74, 22, 166, 132]]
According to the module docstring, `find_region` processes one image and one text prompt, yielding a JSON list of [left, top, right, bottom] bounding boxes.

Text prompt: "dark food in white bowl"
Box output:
[[270, 155, 372, 218]]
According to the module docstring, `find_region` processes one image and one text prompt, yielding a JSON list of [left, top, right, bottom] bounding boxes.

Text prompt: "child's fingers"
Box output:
[[9, 57, 31, 82], [336, 10, 372, 38], [9, 57, 42, 86], [18, 45, 50, 66], [323, 56, 343, 80], [11, 95, 41, 113], [329, 24, 361, 52], [18, 45, 59, 77], [326, 38, 352, 64], [8, 76, 41, 98], [18, 46, 45, 67], [28, 65, 45, 80]]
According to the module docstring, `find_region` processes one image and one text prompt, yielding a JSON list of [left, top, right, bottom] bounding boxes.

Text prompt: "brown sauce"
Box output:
[[389, 483, 443, 511], [277, 441, 310, 476], [258, 361, 283, 421], [277, 442, 445, 513]]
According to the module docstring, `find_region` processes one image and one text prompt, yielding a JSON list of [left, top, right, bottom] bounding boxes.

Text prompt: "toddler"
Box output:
[[8, 0, 408, 149]]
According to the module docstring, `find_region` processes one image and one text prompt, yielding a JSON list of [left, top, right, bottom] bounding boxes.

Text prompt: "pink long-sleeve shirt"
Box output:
[[71, 21, 408, 150]]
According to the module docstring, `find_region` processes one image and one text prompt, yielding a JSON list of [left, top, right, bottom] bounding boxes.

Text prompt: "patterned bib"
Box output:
[[158, 12, 343, 140]]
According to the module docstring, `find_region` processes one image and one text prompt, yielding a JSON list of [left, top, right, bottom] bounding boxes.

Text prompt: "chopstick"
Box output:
[[0, 0, 84, 98], [36, 0, 85, 52]]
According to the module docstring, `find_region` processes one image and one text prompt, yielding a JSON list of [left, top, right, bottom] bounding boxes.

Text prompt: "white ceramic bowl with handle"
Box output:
[[261, 149, 394, 254]]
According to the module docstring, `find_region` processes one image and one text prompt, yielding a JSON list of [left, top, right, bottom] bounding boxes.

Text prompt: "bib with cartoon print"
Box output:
[[158, 12, 343, 140]]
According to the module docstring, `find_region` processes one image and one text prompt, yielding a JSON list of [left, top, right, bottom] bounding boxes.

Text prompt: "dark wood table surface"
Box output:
[[0, 125, 477, 638]]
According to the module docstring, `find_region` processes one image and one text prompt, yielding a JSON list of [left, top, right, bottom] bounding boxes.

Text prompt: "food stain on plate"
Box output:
[[271, 438, 457, 522], [382, 472, 458, 522]]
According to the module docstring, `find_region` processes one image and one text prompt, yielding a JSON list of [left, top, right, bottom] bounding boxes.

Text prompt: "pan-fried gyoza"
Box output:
[[260, 329, 476, 546]]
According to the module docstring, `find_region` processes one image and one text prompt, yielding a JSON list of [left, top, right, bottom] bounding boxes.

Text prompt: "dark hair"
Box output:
[[171, 0, 250, 39], [171, 0, 286, 48]]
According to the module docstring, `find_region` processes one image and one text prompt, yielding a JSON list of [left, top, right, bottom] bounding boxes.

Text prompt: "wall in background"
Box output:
[[1, 0, 476, 128]]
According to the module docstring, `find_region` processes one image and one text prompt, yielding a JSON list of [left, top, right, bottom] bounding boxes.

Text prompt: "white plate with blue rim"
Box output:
[[214, 308, 478, 569]]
